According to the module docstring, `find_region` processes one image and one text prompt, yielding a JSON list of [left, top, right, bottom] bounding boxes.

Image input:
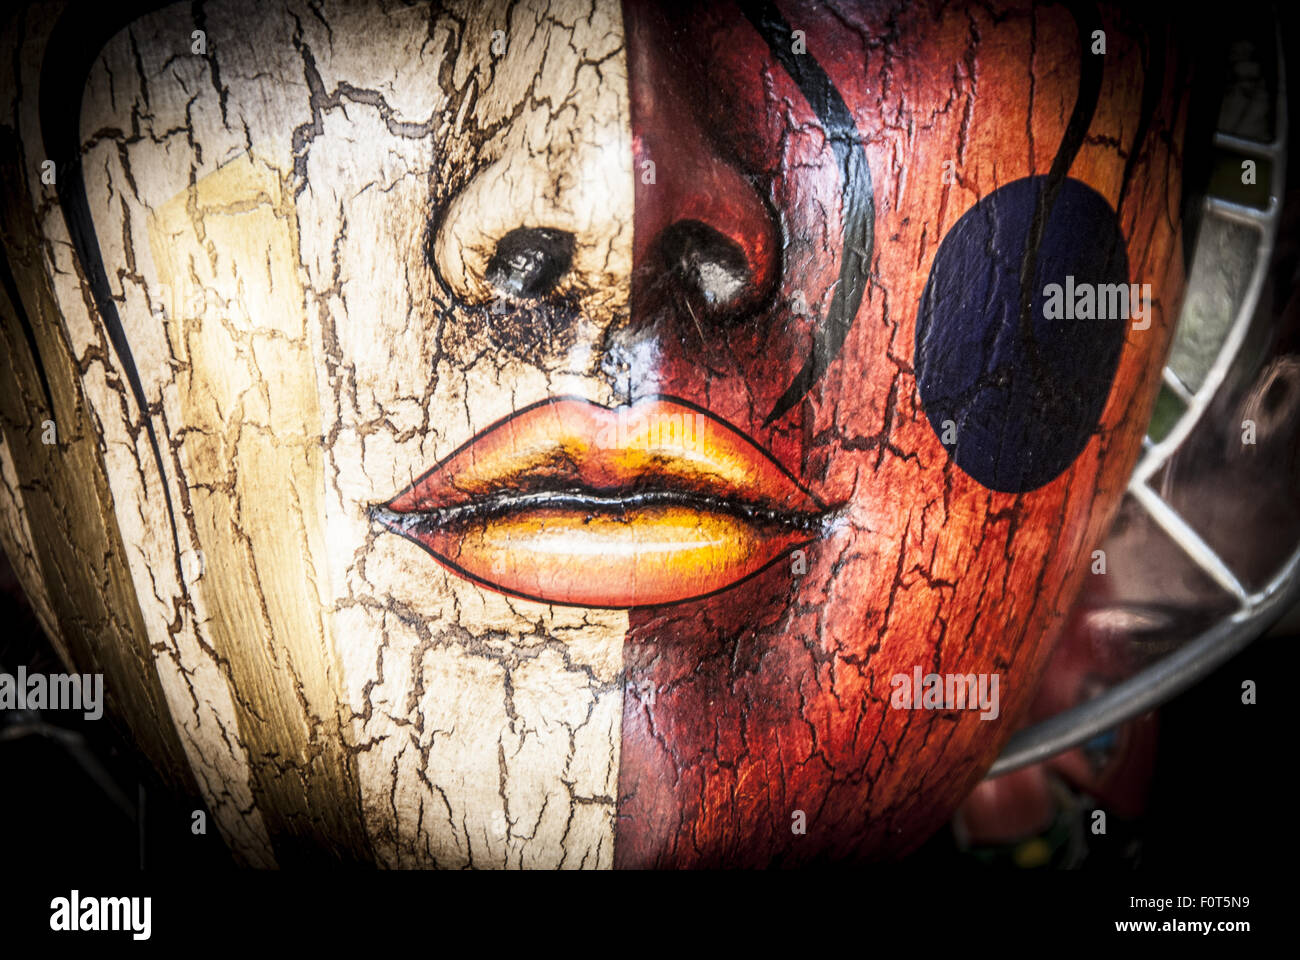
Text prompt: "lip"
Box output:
[[371, 395, 828, 607]]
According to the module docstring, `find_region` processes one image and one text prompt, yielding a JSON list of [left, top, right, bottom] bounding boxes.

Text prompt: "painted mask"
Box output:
[[0, 0, 1187, 867]]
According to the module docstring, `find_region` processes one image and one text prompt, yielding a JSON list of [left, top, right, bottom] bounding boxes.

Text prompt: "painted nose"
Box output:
[[626, 2, 779, 326], [428, 50, 633, 330]]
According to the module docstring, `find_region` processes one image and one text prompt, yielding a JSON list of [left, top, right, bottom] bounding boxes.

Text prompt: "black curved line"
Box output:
[[0, 242, 56, 419], [39, 1, 183, 563], [1117, 26, 1167, 213], [740, 1, 875, 427], [372, 488, 827, 533], [1016, 1, 1105, 339]]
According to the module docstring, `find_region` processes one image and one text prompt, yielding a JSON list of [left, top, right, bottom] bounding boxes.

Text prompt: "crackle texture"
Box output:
[[0, 0, 1187, 868]]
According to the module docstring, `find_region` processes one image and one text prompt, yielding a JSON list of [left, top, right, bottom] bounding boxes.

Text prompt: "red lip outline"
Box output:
[[370, 395, 830, 608]]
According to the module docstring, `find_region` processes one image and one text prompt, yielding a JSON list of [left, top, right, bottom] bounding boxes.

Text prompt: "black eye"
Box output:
[[914, 176, 1129, 493], [485, 226, 575, 299]]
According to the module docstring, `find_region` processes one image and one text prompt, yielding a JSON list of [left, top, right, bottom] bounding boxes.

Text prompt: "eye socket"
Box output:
[[485, 226, 575, 299]]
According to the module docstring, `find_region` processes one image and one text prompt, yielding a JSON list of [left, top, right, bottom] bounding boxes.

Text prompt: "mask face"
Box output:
[[0, 0, 1186, 867]]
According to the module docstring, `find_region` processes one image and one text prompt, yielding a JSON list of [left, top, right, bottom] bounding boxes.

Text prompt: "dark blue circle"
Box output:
[[914, 176, 1129, 493]]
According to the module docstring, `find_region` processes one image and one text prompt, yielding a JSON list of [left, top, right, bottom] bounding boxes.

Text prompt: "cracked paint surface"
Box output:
[[66, 0, 629, 868], [613, 0, 1186, 866], [0, 0, 1188, 868]]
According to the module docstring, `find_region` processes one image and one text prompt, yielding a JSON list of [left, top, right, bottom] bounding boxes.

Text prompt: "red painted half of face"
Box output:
[[613, 0, 1187, 866]]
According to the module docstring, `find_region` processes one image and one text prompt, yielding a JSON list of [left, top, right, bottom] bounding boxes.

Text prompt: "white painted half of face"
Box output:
[[63, 0, 634, 867]]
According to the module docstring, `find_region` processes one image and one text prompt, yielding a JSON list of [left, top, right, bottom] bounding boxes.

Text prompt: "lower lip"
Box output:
[[377, 501, 815, 608]]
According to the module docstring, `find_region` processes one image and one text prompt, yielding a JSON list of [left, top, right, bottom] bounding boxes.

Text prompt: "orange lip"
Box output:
[[372, 396, 827, 607]]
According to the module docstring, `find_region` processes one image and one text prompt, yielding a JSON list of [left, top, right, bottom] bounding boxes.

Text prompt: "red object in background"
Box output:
[[956, 587, 1161, 850]]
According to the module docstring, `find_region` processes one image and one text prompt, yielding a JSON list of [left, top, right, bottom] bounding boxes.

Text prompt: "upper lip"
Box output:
[[374, 395, 826, 529]]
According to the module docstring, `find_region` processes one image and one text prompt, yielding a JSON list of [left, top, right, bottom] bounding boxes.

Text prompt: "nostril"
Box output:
[[655, 219, 753, 315], [485, 226, 576, 299]]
